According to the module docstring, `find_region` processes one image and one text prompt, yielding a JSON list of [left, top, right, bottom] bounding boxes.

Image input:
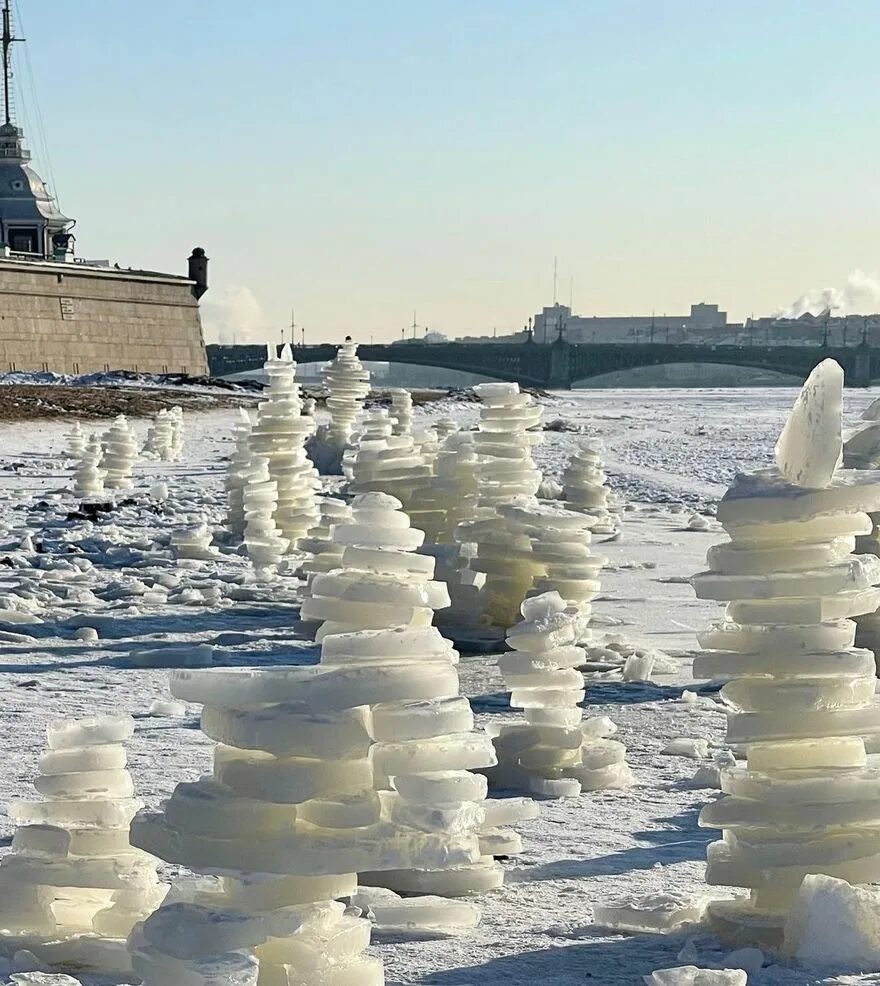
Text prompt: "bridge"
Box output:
[[206, 339, 880, 389]]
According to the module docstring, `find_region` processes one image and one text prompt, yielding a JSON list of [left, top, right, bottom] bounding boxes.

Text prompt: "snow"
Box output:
[[0, 386, 879, 984]]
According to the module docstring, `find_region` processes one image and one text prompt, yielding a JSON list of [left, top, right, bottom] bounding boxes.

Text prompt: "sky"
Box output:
[[9, 0, 880, 344]]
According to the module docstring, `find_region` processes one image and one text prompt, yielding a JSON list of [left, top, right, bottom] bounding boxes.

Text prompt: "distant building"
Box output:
[[745, 311, 880, 347], [533, 302, 728, 344]]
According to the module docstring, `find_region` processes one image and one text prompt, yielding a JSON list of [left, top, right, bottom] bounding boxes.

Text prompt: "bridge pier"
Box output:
[[848, 349, 873, 388], [548, 339, 573, 389]]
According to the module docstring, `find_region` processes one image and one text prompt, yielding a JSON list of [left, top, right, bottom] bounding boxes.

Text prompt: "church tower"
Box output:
[[0, 0, 73, 259]]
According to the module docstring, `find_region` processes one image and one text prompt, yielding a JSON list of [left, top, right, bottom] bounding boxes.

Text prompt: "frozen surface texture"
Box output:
[[487, 591, 632, 798], [691, 361, 880, 947], [0, 715, 164, 973]]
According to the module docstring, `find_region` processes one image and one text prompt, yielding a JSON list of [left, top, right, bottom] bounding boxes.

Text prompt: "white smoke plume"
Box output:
[[200, 285, 268, 345], [777, 269, 880, 318]]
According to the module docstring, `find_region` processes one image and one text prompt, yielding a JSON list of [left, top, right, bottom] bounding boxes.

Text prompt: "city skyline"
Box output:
[[11, 0, 880, 344]]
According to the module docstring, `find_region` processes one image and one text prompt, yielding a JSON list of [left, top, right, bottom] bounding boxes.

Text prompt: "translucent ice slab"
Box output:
[[698, 619, 856, 654], [694, 647, 875, 680], [200, 705, 373, 759], [47, 715, 135, 750], [594, 890, 707, 933]]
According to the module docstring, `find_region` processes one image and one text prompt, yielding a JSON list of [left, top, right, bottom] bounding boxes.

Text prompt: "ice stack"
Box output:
[[453, 383, 544, 626], [0, 715, 165, 973], [241, 455, 290, 577], [562, 438, 621, 534], [100, 416, 138, 491], [690, 359, 880, 946], [298, 497, 353, 587], [346, 409, 433, 511], [843, 398, 880, 658], [225, 409, 254, 540], [142, 410, 175, 461], [65, 421, 86, 459], [390, 388, 413, 436], [407, 431, 479, 547], [248, 345, 319, 551], [486, 591, 633, 797], [169, 406, 185, 460], [73, 435, 106, 500], [129, 650, 487, 981], [301, 492, 508, 895], [322, 338, 371, 455]]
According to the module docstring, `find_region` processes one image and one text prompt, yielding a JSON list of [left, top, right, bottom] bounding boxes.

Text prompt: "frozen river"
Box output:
[[0, 387, 874, 985]]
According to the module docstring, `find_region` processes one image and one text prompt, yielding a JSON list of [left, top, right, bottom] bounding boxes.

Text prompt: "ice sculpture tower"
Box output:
[[248, 345, 318, 551], [487, 591, 633, 797], [323, 338, 371, 452], [0, 715, 165, 973], [691, 359, 880, 946], [301, 492, 509, 895]]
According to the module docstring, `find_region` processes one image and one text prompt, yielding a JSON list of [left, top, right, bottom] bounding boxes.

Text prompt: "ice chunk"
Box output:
[[147, 700, 188, 718], [774, 358, 843, 489], [47, 714, 134, 750], [662, 738, 709, 759], [643, 969, 747, 986], [352, 886, 481, 937], [783, 874, 880, 970], [594, 892, 707, 933]]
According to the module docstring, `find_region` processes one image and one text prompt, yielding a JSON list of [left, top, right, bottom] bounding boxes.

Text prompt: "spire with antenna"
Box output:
[[2, 0, 22, 127]]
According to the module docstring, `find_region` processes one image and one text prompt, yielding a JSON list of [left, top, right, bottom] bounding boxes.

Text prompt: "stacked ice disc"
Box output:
[[498, 498, 605, 624], [225, 410, 254, 539], [142, 410, 175, 461], [0, 715, 165, 972], [73, 435, 106, 500], [241, 455, 290, 577], [453, 383, 543, 626], [562, 438, 621, 534], [129, 662, 484, 981], [407, 431, 479, 547], [486, 592, 632, 798], [690, 359, 880, 946], [346, 410, 433, 510], [65, 421, 86, 459], [389, 389, 413, 436], [434, 418, 459, 442], [322, 339, 371, 451], [248, 345, 318, 551], [301, 492, 506, 895], [298, 497, 353, 586], [100, 416, 138, 491]]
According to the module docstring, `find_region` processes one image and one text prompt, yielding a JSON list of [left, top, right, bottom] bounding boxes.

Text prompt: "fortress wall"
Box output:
[[0, 261, 208, 375]]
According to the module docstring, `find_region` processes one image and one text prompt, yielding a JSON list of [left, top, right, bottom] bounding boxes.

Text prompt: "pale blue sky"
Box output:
[[11, 1, 880, 342]]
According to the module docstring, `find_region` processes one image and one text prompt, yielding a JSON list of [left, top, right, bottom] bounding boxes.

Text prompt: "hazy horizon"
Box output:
[[11, 0, 880, 344]]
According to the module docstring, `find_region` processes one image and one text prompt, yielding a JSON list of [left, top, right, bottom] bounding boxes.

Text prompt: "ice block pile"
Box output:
[[225, 409, 254, 539], [452, 383, 544, 625], [301, 492, 510, 895], [346, 409, 433, 511], [170, 521, 217, 562], [298, 496, 353, 588], [142, 410, 175, 461], [241, 455, 290, 577], [65, 421, 86, 459], [129, 627, 492, 981], [562, 438, 621, 534], [322, 338, 371, 453], [248, 345, 318, 551], [0, 715, 165, 973], [169, 405, 185, 460], [408, 431, 479, 547], [690, 359, 880, 946], [73, 435, 105, 500], [100, 415, 138, 491], [390, 388, 413, 435], [486, 591, 632, 797]]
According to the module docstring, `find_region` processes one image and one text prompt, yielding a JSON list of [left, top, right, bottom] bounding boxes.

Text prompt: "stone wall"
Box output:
[[0, 259, 208, 375]]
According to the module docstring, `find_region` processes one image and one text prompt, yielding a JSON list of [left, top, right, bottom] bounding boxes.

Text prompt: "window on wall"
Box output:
[[8, 227, 40, 253]]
